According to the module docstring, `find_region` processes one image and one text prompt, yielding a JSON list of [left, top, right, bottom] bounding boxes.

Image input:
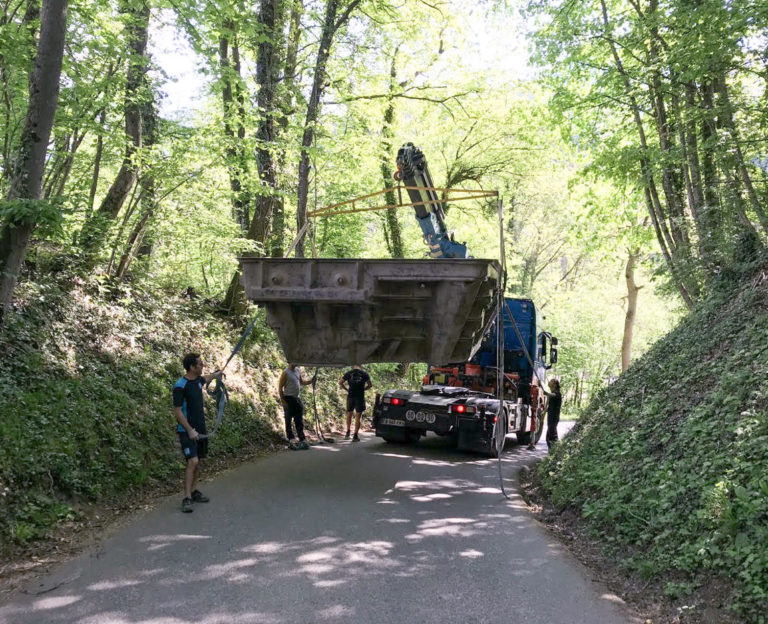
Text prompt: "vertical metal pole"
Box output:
[[497, 196, 505, 400], [496, 196, 511, 498]]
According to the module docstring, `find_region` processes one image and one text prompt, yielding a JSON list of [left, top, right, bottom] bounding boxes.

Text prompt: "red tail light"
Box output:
[[454, 404, 466, 413], [392, 397, 403, 405]]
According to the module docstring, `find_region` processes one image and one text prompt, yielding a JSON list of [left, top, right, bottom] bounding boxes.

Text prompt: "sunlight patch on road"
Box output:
[[459, 549, 485, 558], [405, 516, 489, 543], [32, 594, 81, 610], [314, 579, 345, 588], [599, 593, 627, 605], [469, 487, 500, 494], [317, 604, 355, 618], [139, 533, 212, 552], [411, 492, 453, 502], [308, 444, 341, 452], [87, 579, 142, 591], [196, 557, 260, 580], [411, 458, 461, 467]]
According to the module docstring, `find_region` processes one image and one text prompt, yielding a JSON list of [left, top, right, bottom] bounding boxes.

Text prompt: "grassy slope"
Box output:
[[0, 270, 358, 554], [540, 268, 768, 622]]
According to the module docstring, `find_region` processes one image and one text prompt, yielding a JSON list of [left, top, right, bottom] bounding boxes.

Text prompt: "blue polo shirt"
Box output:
[[173, 376, 207, 433]]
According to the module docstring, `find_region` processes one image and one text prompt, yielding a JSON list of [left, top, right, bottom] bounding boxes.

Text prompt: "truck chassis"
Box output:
[[372, 381, 544, 457]]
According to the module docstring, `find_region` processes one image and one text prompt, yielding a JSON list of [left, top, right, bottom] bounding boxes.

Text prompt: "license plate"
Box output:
[[379, 418, 405, 427]]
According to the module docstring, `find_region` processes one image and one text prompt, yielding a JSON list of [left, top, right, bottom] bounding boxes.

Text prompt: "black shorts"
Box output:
[[179, 430, 208, 461], [346, 395, 365, 413]]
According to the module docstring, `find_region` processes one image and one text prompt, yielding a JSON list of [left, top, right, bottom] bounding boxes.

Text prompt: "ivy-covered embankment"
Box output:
[[0, 269, 369, 555], [539, 266, 768, 622]]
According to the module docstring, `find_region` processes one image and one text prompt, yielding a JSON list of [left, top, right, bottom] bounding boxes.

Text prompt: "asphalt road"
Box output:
[[0, 429, 639, 624]]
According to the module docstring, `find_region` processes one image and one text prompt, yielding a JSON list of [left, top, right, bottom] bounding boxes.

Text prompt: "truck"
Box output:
[[373, 297, 558, 456], [372, 144, 559, 457]]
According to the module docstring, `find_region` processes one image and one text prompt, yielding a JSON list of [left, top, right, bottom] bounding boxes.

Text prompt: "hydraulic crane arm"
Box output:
[[395, 143, 470, 259]]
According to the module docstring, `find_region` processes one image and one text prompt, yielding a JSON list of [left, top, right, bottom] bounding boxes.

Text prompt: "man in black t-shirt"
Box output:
[[542, 378, 562, 452], [339, 365, 372, 441], [173, 352, 223, 513]]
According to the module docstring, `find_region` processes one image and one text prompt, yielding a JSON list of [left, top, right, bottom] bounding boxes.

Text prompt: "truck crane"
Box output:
[[394, 143, 470, 259], [372, 144, 559, 456]]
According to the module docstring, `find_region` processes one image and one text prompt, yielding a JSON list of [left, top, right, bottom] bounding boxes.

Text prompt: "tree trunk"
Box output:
[[0, 0, 40, 180], [295, 0, 361, 257], [79, 0, 149, 257], [0, 0, 68, 321], [599, 0, 696, 307], [220, 0, 287, 316], [86, 108, 106, 219], [219, 29, 251, 232], [114, 174, 154, 282], [716, 76, 768, 235], [621, 250, 642, 372], [682, 82, 722, 270], [380, 47, 404, 259], [43, 127, 85, 199], [271, 0, 303, 258], [250, 0, 285, 248]]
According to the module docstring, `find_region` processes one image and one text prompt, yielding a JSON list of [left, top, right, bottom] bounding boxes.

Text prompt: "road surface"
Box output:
[[0, 430, 638, 624]]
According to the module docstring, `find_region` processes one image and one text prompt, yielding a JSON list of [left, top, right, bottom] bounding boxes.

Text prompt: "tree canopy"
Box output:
[[2, 0, 766, 399]]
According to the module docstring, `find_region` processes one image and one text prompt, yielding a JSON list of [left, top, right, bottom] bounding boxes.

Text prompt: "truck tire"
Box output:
[[382, 429, 421, 444], [488, 416, 506, 458], [405, 428, 422, 443]]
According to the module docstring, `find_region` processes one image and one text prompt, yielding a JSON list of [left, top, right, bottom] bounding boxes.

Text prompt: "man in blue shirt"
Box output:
[[173, 353, 223, 513]]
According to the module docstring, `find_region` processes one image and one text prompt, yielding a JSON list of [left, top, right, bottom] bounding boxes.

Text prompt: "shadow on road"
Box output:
[[0, 425, 634, 624]]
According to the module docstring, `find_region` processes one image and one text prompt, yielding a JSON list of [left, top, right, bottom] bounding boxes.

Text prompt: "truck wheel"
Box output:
[[382, 430, 420, 444], [517, 430, 532, 445], [488, 417, 505, 457], [405, 428, 422, 443]]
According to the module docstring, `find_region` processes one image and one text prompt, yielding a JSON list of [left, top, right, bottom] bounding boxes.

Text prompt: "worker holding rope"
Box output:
[[540, 378, 562, 451], [278, 364, 313, 450], [173, 353, 224, 513]]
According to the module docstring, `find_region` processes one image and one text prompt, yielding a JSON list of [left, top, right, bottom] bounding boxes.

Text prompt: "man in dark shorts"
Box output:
[[278, 363, 313, 449], [173, 353, 223, 513], [541, 378, 562, 452], [339, 365, 372, 441]]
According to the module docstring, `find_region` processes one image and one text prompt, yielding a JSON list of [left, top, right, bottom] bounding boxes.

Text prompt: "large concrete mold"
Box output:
[[239, 258, 501, 366]]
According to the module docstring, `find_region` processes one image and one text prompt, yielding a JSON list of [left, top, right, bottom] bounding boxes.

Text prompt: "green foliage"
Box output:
[[538, 268, 768, 621], [0, 198, 64, 234], [526, 0, 768, 301]]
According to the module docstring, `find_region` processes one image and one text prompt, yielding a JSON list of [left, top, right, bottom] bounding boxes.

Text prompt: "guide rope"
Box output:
[[197, 314, 260, 439], [309, 367, 335, 444]]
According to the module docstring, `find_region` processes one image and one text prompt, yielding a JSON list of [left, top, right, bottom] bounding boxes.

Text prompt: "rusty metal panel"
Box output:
[[239, 258, 501, 366]]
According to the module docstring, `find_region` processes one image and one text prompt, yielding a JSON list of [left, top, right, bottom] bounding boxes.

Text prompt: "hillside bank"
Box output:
[[532, 265, 768, 623]]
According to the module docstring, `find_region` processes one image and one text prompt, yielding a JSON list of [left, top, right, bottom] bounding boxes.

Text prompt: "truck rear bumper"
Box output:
[[374, 411, 494, 454]]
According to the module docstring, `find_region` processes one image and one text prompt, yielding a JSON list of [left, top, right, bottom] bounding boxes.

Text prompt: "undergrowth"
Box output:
[[539, 266, 768, 622], [0, 269, 363, 554]]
